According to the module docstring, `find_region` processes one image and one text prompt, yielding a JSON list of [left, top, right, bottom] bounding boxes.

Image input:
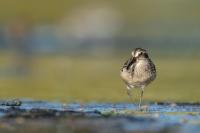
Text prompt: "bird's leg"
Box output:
[[139, 88, 144, 109], [126, 86, 134, 103]]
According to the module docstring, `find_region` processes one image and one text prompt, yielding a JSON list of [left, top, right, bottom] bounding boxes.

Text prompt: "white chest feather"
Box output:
[[133, 59, 153, 82], [135, 60, 149, 74]]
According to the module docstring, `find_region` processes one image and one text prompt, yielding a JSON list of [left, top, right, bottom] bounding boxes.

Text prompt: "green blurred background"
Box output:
[[0, 0, 199, 102]]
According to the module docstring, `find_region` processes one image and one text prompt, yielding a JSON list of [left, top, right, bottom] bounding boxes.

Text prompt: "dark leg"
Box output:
[[139, 89, 144, 109]]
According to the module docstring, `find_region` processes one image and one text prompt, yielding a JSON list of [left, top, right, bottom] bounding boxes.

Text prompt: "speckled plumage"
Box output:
[[120, 48, 156, 109]]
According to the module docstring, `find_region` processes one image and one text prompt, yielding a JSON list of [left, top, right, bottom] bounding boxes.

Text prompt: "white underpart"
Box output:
[[132, 59, 152, 87]]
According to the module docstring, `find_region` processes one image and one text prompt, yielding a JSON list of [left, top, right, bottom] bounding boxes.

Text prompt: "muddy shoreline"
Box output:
[[0, 100, 199, 133]]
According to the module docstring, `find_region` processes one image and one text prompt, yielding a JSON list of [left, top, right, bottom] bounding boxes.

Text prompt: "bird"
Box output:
[[120, 48, 156, 109]]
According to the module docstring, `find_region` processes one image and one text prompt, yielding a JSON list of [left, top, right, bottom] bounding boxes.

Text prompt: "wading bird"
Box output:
[[120, 48, 156, 109]]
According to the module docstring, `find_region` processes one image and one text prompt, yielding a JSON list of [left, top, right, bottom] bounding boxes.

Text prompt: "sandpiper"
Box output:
[[120, 48, 156, 109]]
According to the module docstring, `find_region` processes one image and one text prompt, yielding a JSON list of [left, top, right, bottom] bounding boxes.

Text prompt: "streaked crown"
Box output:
[[132, 48, 148, 58]]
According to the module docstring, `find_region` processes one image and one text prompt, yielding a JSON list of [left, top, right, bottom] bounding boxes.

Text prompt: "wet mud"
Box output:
[[0, 100, 199, 133]]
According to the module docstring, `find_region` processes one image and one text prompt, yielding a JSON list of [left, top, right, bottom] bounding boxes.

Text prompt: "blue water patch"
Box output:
[[0, 100, 199, 133]]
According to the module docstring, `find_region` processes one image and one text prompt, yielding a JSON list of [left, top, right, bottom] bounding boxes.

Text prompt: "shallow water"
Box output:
[[0, 100, 199, 133]]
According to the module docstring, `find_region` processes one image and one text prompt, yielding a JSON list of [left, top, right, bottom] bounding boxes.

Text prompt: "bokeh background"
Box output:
[[0, 0, 199, 102]]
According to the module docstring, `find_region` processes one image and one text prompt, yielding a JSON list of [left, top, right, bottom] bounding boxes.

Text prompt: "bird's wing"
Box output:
[[149, 59, 156, 75], [121, 57, 136, 72]]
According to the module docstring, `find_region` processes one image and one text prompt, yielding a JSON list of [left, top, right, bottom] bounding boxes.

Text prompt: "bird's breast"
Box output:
[[133, 60, 154, 82], [135, 60, 149, 74]]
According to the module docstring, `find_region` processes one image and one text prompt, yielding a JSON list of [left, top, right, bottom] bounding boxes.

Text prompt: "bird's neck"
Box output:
[[136, 58, 149, 62]]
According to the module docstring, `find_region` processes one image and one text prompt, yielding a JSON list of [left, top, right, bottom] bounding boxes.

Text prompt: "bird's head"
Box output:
[[132, 48, 149, 59]]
